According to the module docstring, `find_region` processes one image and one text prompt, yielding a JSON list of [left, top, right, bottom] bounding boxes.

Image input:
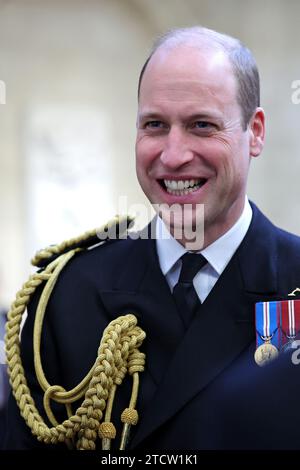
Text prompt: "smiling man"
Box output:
[[4, 27, 300, 451], [136, 31, 264, 249]]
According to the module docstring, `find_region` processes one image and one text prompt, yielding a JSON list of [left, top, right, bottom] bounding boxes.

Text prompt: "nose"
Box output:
[[160, 127, 194, 169]]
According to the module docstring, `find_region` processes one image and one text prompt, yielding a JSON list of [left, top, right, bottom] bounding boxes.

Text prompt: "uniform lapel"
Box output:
[[98, 235, 186, 386], [131, 204, 280, 447], [95, 206, 281, 448]]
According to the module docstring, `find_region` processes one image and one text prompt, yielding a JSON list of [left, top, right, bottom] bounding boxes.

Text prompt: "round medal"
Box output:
[[254, 343, 279, 367], [281, 339, 296, 353]]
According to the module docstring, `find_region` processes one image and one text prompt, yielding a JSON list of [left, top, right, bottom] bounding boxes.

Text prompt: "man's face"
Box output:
[[136, 45, 262, 247]]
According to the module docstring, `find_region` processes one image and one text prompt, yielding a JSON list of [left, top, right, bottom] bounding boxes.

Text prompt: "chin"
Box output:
[[160, 207, 204, 246]]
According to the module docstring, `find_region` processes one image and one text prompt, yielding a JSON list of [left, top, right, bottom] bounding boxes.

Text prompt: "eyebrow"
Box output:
[[137, 112, 163, 122], [187, 113, 223, 122], [137, 111, 224, 124]]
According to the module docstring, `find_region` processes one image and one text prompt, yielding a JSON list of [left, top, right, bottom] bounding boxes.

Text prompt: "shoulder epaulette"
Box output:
[[31, 215, 134, 268]]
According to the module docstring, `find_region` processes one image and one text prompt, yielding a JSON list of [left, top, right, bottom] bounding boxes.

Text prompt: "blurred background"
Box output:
[[0, 0, 299, 309]]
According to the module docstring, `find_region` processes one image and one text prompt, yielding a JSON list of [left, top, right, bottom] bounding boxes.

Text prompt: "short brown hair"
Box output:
[[138, 27, 260, 130]]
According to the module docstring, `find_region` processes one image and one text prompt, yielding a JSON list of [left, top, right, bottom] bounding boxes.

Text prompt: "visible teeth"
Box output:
[[163, 178, 206, 196], [166, 187, 200, 195], [164, 179, 203, 190]]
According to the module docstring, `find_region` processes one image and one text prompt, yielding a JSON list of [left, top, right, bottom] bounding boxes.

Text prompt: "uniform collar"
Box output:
[[156, 197, 253, 277]]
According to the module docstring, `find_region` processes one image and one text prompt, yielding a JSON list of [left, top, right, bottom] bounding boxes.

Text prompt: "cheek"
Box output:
[[136, 143, 154, 183], [200, 141, 232, 177], [135, 141, 147, 168], [209, 147, 243, 190], [136, 138, 161, 170], [219, 148, 250, 193], [216, 136, 248, 169]]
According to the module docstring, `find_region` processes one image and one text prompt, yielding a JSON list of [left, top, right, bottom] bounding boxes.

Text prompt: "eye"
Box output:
[[190, 120, 217, 135], [145, 120, 165, 129], [193, 121, 213, 129]]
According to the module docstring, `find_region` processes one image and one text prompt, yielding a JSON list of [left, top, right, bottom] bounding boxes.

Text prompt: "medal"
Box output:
[[254, 341, 279, 366], [255, 301, 280, 366], [281, 300, 300, 352]]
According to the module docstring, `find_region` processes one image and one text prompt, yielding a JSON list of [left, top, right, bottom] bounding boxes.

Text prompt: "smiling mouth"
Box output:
[[158, 178, 207, 196]]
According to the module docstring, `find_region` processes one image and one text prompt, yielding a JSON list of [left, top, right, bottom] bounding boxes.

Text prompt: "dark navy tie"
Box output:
[[173, 253, 207, 329]]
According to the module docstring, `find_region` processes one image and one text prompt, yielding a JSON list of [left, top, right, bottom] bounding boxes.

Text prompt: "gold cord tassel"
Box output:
[[5, 216, 146, 450]]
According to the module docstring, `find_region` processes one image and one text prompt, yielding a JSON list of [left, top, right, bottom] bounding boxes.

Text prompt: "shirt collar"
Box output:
[[155, 197, 253, 277]]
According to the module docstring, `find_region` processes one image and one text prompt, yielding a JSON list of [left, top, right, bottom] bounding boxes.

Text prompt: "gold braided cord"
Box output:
[[98, 385, 117, 449], [99, 346, 146, 450], [5, 215, 146, 450], [31, 214, 134, 268]]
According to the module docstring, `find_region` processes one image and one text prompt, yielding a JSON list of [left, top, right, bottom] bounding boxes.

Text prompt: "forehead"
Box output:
[[139, 45, 239, 114]]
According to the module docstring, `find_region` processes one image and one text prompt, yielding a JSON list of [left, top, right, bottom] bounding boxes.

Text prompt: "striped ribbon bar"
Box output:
[[255, 301, 281, 349], [281, 300, 300, 347]]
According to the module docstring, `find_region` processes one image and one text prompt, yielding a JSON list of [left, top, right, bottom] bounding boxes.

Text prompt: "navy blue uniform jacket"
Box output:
[[4, 203, 300, 450]]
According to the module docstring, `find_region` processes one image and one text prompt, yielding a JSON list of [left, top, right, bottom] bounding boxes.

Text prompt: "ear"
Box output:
[[249, 107, 265, 157]]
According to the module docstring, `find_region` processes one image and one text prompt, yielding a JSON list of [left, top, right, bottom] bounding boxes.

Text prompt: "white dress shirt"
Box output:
[[155, 198, 252, 303]]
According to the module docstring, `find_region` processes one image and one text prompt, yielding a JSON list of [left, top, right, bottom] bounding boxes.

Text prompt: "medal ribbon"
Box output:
[[281, 300, 300, 343], [255, 301, 280, 348]]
